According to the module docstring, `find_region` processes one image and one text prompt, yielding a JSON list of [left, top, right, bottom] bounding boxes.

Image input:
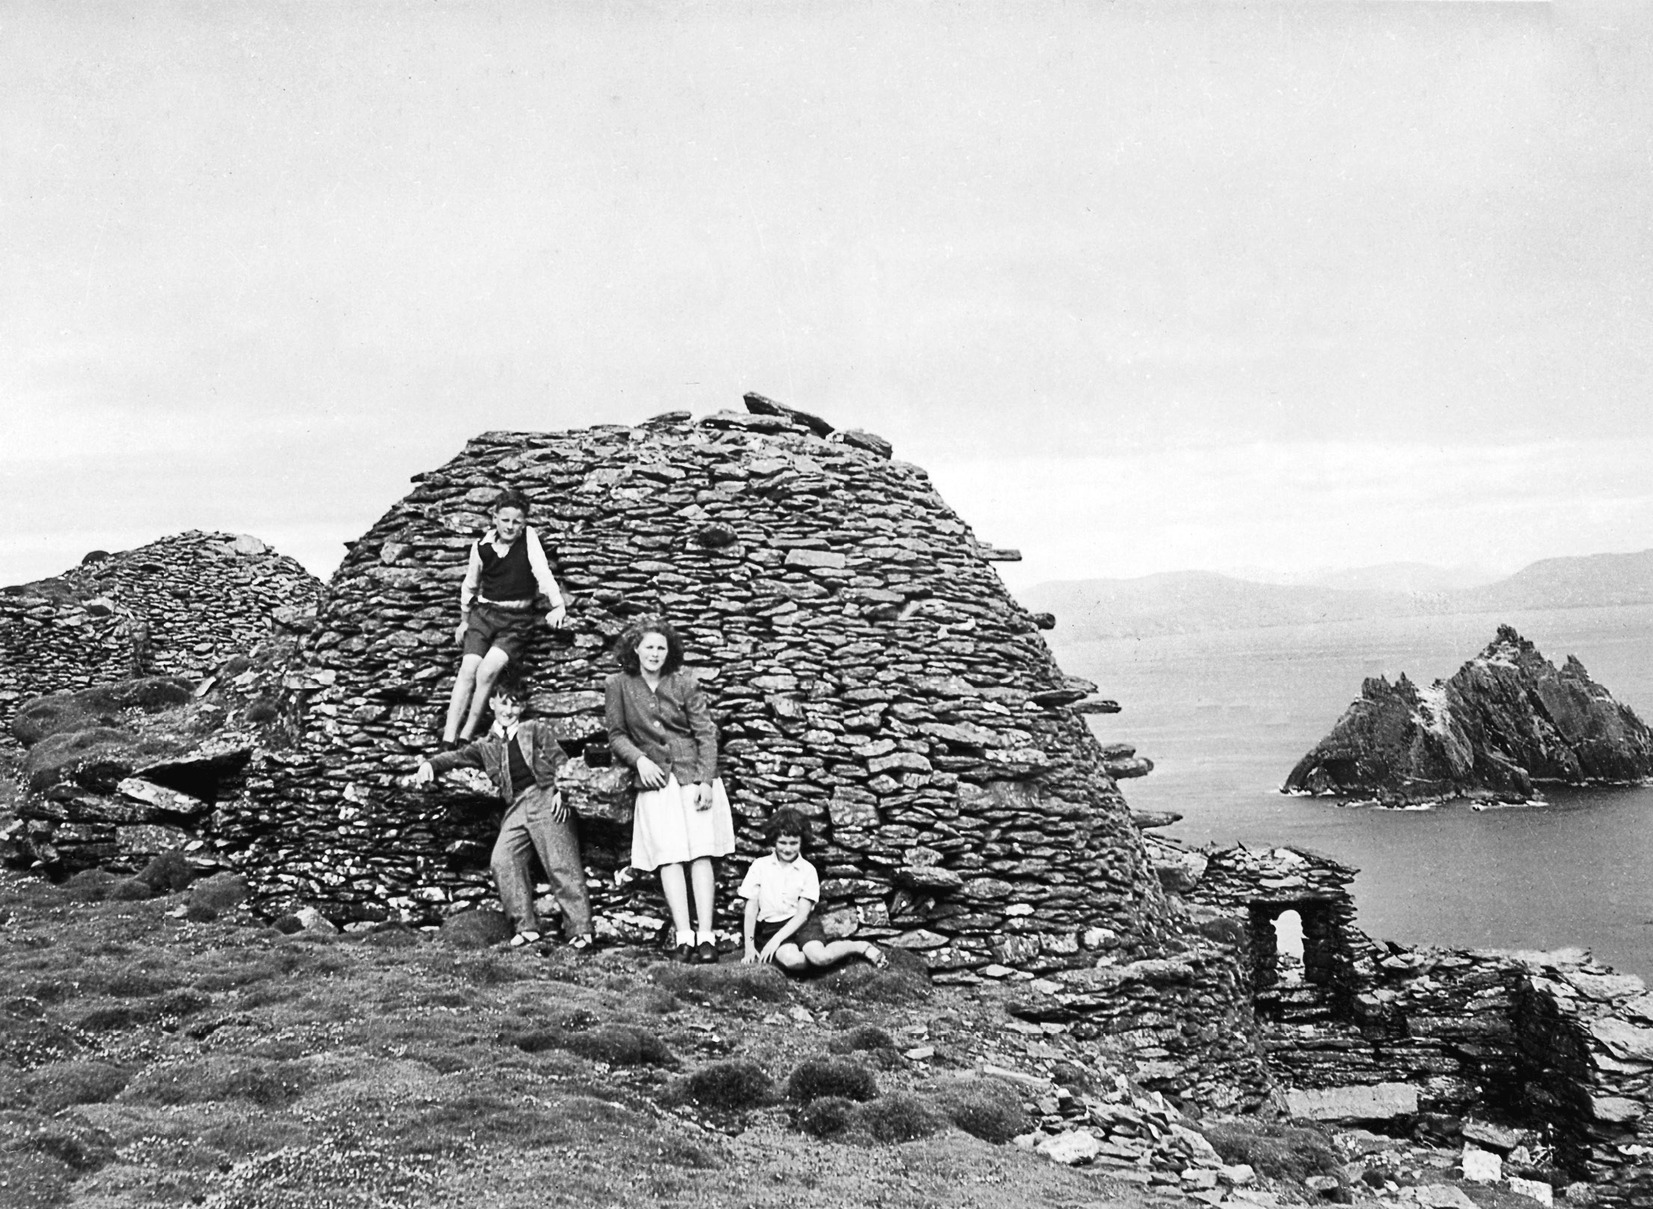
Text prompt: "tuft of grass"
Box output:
[[558, 1025, 678, 1068], [0, 1004, 84, 1068], [827, 1023, 904, 1069], [819, 950, 932, 1004], [438, 909, 512, 949], [103, 967, 178, 997], [242, 699, 280, 724], [677, 1060, 775, 1110], [798, 1095, 861, 1140], [191, 956, 285, 992], [75, 1004, 153, 1032], [1050, 1060, 1094, 1093], [25, 726, 171, 793], [119, 1056, 316, 1109], [787, 1056, 879, 1105], [829, 1024, 897, 1053], [359, 921, 423, 948], [388, 1090, 626, 1157], [21, 1061, 132, 1113], [650, 962, 791, 1005], [512, 1024, 678, 1068], [61, 869, 116, 903], [186, 873, 250, 914], [1204, 1120, 1342, 1181], [924, 1078, 1028, 1144], [3, 1117, 118, 1172], [855, 1092, 949, 1144], [137, 850, 193, 894], [0, 1149, 72, 1209], [649, 1131, 725, 1169]]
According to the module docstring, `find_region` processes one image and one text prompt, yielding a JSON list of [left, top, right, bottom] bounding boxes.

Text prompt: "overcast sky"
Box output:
[[5, 2, 1651, 592]]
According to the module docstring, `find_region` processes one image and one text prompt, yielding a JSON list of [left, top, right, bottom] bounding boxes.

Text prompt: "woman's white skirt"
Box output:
[[631, 775, 735, 871]]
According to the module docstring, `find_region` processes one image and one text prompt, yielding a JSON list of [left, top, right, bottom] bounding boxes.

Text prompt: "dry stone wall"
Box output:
[[227, 401, 1173, 978], [0, 532, 321, 733]]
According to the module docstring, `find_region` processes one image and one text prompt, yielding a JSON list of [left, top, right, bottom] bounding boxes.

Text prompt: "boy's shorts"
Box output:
[[463, 603, 539, 661], [753, 914, 829, 951]]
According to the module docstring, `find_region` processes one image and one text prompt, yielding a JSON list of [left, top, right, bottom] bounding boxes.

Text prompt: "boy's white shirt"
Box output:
[[460, 524, 562, 610], [738, 853, 820, 923]]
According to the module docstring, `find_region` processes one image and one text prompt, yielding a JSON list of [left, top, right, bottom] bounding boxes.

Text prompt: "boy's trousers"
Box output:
[[491, 784, 592, 938]]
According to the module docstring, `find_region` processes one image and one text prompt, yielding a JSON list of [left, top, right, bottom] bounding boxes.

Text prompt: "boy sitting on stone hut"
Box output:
[[740, 808, 885, 972], [414, 669, 594, 951], [441, 487, 568, 746]]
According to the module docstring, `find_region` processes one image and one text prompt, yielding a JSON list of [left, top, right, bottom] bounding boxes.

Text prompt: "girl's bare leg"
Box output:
[[658, 862, 692, 943], [689, 856, 716, 940]]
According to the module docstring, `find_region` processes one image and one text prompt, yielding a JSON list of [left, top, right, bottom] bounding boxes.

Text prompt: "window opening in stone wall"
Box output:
[[1274, 909, 1305, 986]]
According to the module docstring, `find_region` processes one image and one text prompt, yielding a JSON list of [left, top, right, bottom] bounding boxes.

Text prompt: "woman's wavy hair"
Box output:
[[614, 616, 686, 675]]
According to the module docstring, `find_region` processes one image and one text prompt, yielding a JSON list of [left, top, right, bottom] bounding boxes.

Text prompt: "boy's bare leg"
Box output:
[[773, 944, 808, 972], [460, 647, 511, 739], [443, 652, 485, 743], [800, 939, 882, 970]]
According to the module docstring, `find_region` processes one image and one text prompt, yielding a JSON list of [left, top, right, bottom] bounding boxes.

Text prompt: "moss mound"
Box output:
[[1205, 1119, 1341, 1181], [678, 1061, 775, 1110], [787, 1056, 879, 1104]]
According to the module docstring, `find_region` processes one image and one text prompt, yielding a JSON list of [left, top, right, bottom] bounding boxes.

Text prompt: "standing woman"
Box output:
[[605, 617, 735, 963]]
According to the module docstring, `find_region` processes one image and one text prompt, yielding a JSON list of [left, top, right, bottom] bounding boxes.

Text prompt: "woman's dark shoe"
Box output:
[[569, 935, 595, 955], [695, 940, 717, 964], [674, 943, 694, 964]]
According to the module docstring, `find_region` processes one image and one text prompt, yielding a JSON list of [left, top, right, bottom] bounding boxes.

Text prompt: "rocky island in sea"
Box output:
[[5, 397, 1653, 1208], [1283, 624, 1653, 806]]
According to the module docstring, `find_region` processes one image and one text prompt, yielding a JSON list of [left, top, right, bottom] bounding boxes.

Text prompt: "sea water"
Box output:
[[1054, 603, 1653, 981]]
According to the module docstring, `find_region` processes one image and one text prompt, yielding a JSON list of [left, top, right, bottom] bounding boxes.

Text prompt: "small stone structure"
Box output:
[[220, 398, 1173, 981], [1157, 833, 1653, 1207], [0, 531, 321, 731]]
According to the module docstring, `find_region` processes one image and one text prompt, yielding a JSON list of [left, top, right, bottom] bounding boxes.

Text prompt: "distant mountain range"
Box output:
[[1021, 549, 1653, 639]]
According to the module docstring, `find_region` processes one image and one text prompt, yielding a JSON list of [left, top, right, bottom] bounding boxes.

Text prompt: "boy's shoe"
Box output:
[[695, 940, 717, 964], [509, 930, 542, 948], [674, 943, 694, 964], [568, 934, 595, 954]]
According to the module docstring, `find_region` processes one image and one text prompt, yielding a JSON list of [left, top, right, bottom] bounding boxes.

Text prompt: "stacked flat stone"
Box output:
[[232, 400, 1171, 978], [0, 531, 321, 732], [1005, 948, 1273, 1116]]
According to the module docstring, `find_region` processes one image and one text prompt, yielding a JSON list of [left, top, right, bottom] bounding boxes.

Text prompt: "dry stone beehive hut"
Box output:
[[0, 531, 321, 731], [238, 397, 1176, 977]]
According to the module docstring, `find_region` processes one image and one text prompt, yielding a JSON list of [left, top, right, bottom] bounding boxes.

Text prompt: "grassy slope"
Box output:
[[0, 870, 1160, 1209]]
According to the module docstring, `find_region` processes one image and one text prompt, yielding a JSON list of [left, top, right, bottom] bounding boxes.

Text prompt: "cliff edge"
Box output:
[[1283, 624, 1653, 803]]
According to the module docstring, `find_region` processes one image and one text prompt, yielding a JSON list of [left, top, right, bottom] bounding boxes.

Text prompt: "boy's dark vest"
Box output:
[[477, 531, 537, 601]]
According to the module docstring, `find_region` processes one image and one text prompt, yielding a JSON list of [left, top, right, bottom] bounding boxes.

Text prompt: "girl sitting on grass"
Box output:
[[739, 807, 886, 973]]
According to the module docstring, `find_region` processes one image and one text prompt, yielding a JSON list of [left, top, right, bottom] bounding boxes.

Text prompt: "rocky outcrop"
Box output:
[[1283, 625, 1653, 804], [0, 531, 322, 731]]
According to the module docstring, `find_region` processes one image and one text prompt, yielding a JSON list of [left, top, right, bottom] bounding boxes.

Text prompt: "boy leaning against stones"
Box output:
[[740, 807, 885, 973], [413, 669, 594, 951]]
